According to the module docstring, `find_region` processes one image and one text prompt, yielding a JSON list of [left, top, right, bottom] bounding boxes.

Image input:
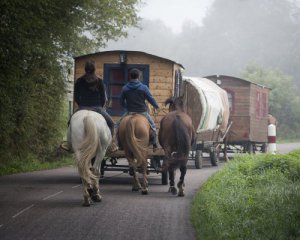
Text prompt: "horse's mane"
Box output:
[[164, 96, 176, 106], [165, 96, 184, 112]]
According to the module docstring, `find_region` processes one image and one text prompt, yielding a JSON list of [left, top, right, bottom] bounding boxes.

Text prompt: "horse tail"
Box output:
[[173, 115, 191, 158], [126, 116, 148, 166], [77, 115, 99, 185]]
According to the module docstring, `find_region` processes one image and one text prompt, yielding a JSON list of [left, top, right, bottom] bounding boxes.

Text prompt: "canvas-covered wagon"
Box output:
[[205, 75, 270, 153], [73, 50, 185, 184], [182, 77, 231, 168]]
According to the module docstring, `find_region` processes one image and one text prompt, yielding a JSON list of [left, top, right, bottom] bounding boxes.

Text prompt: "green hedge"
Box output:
[[192, 150, 300, 240]]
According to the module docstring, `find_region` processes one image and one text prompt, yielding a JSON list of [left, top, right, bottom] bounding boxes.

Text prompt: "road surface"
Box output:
[[0, 142, 299, 240]]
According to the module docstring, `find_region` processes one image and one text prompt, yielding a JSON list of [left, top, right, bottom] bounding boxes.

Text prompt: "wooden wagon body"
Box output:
[[182, 77, 231, 168], [205, 75, 270, 153], [73, 50, 184, 184]]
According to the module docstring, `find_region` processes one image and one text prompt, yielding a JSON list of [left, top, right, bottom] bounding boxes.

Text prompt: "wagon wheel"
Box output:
[[158, 158, 168, 185], [246, 142, 255, 154], [195, 150, 203, 169], [261, 143, 267, 153], [100, 160, 106, 178], [209, 148, 219, 166], [161, 170, 168, 185]]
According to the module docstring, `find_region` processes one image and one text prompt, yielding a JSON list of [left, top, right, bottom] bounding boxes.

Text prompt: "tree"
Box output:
[[0, 0, 140, 161], [241, 64, 300, 139]]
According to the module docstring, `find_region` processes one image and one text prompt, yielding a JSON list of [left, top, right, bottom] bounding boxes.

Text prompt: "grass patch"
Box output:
[[192, 150, 300, 240], [0, 153, 74, 176]]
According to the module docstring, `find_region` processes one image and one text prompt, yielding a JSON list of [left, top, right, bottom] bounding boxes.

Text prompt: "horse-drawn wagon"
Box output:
[[182, 77, 231, 169], [205, 75, 270, 154], [73, 50, 185, 185]]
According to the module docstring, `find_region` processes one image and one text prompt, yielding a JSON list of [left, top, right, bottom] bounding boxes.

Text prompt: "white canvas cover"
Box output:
[[184, 77, 229, 133]]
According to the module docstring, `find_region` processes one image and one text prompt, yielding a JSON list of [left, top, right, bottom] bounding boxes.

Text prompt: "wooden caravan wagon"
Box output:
[[205, 75, 270, 153], [182, 77, 231, 169], [73, 50, 184, 184]]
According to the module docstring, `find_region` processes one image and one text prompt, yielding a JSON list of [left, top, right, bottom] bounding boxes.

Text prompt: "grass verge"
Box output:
[[0, 153, 74, 176], [191, 150, 300, 240]]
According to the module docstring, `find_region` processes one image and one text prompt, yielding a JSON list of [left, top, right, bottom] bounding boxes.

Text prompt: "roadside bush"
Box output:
[[192, 150, 300, 240]]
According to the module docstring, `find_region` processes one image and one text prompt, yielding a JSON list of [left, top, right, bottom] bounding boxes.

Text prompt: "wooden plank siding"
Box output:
[[73, 50, 183, 134], [206, 75, 269, 143]]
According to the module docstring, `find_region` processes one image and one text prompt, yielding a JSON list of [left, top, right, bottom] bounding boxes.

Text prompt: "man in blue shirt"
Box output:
[[120, 68, 159, 149]]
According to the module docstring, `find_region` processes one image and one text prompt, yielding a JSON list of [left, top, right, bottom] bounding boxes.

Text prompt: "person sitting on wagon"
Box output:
[[73, 60, 118, 153], [119, 68, 159, 150]]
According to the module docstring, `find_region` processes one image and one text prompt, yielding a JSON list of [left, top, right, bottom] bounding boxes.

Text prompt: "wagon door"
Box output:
[[103, 64, 149, 116]]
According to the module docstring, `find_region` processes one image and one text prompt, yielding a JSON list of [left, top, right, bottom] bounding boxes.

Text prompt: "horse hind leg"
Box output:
[[177, 164, 187, 197], [168, 163, 177, 195], [141, 163, 149, 195], [82, 179, 92, 207], [90, 173, 102, 202], [130, 166, 142, 191]]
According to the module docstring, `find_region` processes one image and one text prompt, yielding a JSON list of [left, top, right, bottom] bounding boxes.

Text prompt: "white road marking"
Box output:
[[42, 191, 63, 200], [71, 184, 81, 188], [12, 204, 35, 218]]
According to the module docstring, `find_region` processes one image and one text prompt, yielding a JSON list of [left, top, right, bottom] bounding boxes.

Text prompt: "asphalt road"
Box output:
[[0, 142, 299, 240]]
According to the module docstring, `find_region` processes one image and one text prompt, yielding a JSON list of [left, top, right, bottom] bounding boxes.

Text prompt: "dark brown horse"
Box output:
[[118, 114, 151, 194], [159, 96, 195, 196]]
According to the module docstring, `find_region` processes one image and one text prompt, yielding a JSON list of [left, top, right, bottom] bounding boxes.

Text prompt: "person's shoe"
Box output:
[[108, 142, 118, 153], [60, 142, 72, 152]]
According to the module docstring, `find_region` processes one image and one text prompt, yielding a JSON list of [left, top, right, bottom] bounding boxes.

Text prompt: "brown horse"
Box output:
[[159, 96, 195, 196], [118, 114, 151, 194]]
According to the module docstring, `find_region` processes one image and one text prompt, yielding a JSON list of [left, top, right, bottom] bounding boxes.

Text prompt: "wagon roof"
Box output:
[[205, 74, 270, 89], [74, 50, 185, 69]]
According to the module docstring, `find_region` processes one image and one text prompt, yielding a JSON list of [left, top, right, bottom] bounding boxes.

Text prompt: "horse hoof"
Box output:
[[82, 196, 91, 207], [91, 193, 102, 202], [141, 189, 149, 195], [132, 187, 140, 192], [178, 190, 185, 197], [169, 186, 177, 195]]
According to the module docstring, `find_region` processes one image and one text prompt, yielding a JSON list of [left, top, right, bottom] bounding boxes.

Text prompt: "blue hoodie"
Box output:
[[120, 80, 159, 113]]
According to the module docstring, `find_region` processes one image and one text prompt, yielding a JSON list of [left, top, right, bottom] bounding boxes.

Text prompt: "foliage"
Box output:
[[0, 0, 140, 162], [0, 152, 74, 176], [192, 150, 300, 240], [241, 64, 300, 139]]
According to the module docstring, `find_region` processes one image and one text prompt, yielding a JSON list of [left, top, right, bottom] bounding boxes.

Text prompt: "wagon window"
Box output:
[[104, 64, 149, 116]]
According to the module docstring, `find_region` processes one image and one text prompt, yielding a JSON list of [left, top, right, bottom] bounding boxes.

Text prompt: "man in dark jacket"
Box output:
[[120, 68, 159, 149]]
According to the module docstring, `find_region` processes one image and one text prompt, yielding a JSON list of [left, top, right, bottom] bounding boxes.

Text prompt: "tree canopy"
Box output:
[[0, 0, 140, 161]]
